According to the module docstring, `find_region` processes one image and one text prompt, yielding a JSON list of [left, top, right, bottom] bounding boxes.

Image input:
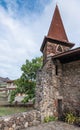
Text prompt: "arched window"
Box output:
[[57, 45, 63, 52]]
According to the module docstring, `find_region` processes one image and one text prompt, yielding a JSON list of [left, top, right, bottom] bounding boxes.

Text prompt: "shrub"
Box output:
[[65, 112, 76, 124], [44, 116, 57, 123]]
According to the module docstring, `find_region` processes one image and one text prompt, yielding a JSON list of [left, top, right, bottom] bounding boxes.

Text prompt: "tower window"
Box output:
[[57, 45, 63, 52]]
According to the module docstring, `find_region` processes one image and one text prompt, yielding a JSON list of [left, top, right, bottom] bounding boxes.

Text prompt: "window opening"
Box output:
[[55, 65, 58, 75], [58, 99, 62, 119], [57, 45, 63, 52]]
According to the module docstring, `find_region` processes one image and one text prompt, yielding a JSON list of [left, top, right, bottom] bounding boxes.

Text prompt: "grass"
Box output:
[[0, 107, 33, 116]]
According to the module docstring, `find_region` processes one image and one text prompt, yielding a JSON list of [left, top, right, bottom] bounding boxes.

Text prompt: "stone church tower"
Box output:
[[40, 5, 74, 64], [35, 5, 80, 121]]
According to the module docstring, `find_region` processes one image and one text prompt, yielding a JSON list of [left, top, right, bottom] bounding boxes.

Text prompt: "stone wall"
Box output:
[[62, 60, 80, 114], [52, 59, 80, 116], [35, 58, 80, 120], [43, 41, 70, 64], [35, 58, 59, 121], [0, 110, 40, 130]]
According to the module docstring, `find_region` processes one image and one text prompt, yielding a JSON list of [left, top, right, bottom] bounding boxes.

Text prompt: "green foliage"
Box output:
[[65, 112, 76, 124], [10, 56, 42, 103], [44, 116, 57, 123], [21, 57, 42, 80], [75, 117, 80, 126], [65, 112, 80, 126], [9, 90, 17, 103]]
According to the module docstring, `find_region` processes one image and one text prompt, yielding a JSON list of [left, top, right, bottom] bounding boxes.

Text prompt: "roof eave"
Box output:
[[40, 36, 75, 52], [52, 47, 80, 63]]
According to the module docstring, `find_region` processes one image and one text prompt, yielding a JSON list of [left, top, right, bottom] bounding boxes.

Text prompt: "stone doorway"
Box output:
[[57, 99, 62, 119]]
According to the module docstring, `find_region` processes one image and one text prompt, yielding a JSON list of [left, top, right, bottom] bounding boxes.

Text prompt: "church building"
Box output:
[[35, 5, 80, 121]]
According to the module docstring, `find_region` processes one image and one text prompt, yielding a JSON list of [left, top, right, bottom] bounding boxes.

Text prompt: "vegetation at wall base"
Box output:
[[65, 112, 76, 124], [63, 111, 80, 127], [44, 116, 57, 123], [66, 113, 80, 127]]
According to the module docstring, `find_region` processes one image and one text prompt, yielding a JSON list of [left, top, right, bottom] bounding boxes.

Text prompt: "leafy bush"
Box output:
[[10, 57, 42, 103], [65, 112, 76, 124], [9, 90, 17, 103], [44, 116, 57, 123]]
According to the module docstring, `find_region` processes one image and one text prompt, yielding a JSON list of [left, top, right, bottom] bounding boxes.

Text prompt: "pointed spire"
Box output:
[[48, 5, 68, 42]]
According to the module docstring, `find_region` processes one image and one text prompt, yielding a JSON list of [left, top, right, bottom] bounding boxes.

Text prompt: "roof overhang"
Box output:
[[40, 36, 75, 52], [52, 47, 80, 63], [7, 80, 14, 83]]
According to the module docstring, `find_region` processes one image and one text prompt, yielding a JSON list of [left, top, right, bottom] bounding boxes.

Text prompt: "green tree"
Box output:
[[10, 56, 42, 103]]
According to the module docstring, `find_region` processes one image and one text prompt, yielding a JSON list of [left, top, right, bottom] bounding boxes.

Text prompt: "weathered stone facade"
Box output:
[[35, 58, 63, 120], [62, 60, 80, 113], [35, 58, 80, 121], [35, 5, 80, 121], [43, 41, 70, 64], [35, 59, 56, 121]]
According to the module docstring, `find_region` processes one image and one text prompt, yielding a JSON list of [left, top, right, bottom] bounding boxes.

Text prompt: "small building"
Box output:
[[7, 80, 16, 94], [0, 78, 16, 105], [35, 5, 80, 121], [0, 77, 10, 105], [0, 78, 27, 103]]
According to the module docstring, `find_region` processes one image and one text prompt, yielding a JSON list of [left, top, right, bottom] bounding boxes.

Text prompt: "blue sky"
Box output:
[[0, 0, 52, 16], [0, 0, 80, 79]]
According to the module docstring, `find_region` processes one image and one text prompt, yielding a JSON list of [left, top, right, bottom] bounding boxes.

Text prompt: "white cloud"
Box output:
[[0, 1, 80, 79], [57, 0, 80, 47]]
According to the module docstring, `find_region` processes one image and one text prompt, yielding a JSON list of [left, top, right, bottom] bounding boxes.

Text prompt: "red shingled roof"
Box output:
[[40, 5, 74, 52], [48, 5, 68, 42]]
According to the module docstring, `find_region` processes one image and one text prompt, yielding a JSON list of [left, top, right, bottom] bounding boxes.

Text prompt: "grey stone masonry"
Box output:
[[35, 58, 61, 121], [35, 58, 80, 121], [62, 60, 80, 114], [0, 110, 41, 130]]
